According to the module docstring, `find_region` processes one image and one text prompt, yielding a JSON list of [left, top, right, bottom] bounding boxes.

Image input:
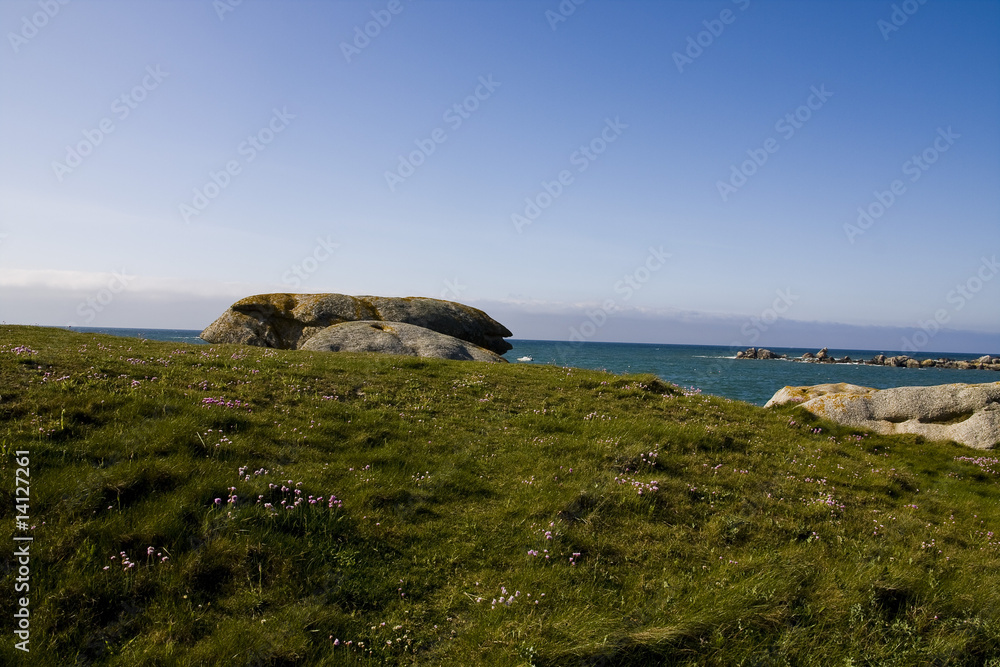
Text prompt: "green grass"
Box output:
[[1, 325, 999, 666]]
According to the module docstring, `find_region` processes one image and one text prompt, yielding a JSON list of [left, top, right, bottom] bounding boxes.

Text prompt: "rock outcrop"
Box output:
[[736, 347, 786, 360], [765, 382, 1000, 450], [737, 347, 999, 371], [201, 294, 513, 356], [300, 321, 505, 362]]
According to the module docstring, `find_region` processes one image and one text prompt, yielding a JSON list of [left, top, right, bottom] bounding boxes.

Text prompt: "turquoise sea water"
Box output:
[[65, 328, 997, 406]]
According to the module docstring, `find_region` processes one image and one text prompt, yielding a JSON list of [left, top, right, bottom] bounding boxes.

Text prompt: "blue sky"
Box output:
[[1, 0, 998, 353]]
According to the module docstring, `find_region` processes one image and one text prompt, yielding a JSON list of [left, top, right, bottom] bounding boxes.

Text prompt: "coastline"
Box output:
[[736, 346, 999, 371], [51, 327, 1000, 406]]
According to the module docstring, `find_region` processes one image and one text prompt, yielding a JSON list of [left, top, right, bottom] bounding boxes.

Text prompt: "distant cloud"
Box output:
[[1, 282, 995, 355], [0, 269, 268, 299], [472, 298, 1000, 355]]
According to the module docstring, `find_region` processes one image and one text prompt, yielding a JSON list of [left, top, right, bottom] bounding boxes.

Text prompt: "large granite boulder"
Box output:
[[300, 321, 505, 362], [201, 294, 513, 355], [765, 382, 1000, 450]]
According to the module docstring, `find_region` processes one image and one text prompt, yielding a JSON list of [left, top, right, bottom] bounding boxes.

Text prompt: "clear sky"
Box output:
[[1, 0, 998, 353]]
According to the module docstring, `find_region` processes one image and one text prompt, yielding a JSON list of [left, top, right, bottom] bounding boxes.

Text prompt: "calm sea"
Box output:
[[65, 328, 996, 406]]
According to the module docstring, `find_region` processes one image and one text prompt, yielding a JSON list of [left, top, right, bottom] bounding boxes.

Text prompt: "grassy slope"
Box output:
[[1, 325, 998, 666]]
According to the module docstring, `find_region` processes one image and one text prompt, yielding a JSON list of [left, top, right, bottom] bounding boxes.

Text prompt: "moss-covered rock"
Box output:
[[201, 293, 513, 355]]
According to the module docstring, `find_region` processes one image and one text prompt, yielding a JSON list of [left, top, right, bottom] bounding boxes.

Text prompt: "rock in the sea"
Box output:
[[802, 352, 815, 360], [921, 359, 937, 367], [201, 293, 513, 355], [736, 347, 784, 360], [816, 347, 829, 360], [765, 382, 1000, 450], [300, 321, 505, 362]]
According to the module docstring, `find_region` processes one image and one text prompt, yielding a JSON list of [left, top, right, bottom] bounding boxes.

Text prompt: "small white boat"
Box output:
[[516, 356, 533, 362]]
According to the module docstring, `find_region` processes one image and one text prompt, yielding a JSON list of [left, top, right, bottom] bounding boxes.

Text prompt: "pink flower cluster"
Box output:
[[806, 492, 845, 513], [474, 585, 545, 609], [103, 546, 168, 571], [954, 456, 999, 475], [201, 397, 250, 411], [614, 474, 660, 495], [215, 467, 345, 515]]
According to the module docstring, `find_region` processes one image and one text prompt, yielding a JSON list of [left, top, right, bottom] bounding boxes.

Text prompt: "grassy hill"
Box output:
[[1, 325, 998, 666]]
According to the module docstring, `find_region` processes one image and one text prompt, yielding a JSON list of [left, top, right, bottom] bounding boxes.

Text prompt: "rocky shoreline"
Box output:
[[737, 347, 1000, 371]]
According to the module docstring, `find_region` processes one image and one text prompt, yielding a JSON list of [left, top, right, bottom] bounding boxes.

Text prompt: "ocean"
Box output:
[[65, 327, 996, 406]]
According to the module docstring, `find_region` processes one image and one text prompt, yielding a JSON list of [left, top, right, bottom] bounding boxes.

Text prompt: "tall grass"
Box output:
[[1, 325, 998, 665]]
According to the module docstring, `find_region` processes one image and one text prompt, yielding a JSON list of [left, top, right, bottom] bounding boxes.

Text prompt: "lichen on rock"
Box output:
[[201, 293, 513, 361], [766, 382, 1000, 450]]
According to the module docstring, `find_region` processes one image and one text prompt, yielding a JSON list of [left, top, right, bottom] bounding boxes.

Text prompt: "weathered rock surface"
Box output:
[[201, 294, 513, 355], [765, 382, 1000, 450], [736, 347, 786, 360], [300, 321, 505, 362]]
